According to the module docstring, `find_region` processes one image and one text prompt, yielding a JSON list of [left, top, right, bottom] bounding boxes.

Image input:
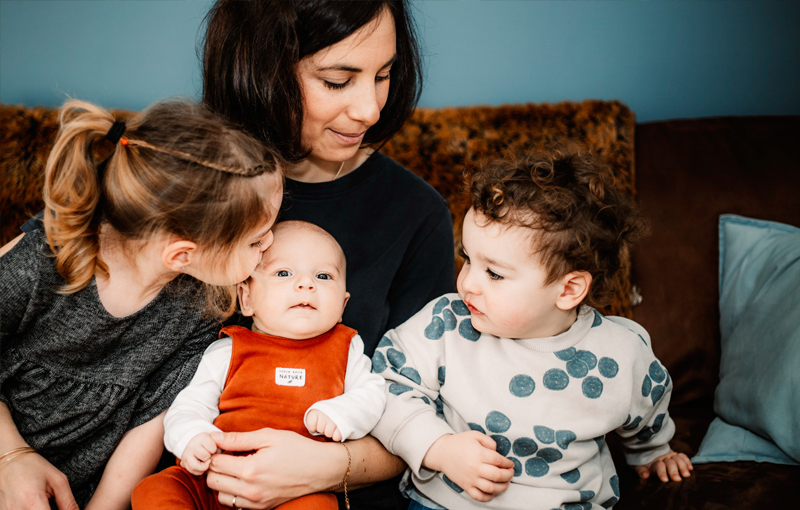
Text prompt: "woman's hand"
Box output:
[[0, 451, 78, 510], [634, 449, 694, 482], [206, 428, 343, 509]]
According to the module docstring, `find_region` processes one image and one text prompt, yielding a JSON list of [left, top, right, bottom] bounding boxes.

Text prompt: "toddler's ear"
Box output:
[[556, 271, 592, 311], [237, 281, 255, 317]]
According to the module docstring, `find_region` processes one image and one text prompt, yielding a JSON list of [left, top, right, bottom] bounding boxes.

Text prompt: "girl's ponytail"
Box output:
[[43, 100, 121, 293]]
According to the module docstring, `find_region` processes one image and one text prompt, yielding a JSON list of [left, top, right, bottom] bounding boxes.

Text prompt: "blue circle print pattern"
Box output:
[[565, 503, 592, 510], [548, 346, 618, 399], [509, 374, 535, 397], [468, 422, 486, 434], [492, 435, 511, 456], [451, 299, 470, 316], [525, 457, 549, 477], [377, 335, 393, 349], [386, 348, 406, 368], [442, 474, 463, 493], [485, 411, 511, 433], [442, 309, 457, 331], [399, 367, 421, 385], [372, 351, 387, 373], [432, 296, 450, 315], [543, 369, 570, 390], [388, 383, 412, 395], [458, 319, 481, 341], [512, 437, 538, 457], [534, 426, 555, 444], [424, 316, 444, 340], [582, 376, 603, 399], [561, 468, 580, 484], [641, 361, 669, 405]]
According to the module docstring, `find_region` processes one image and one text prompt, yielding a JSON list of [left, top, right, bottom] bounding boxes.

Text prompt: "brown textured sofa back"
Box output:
[[0, 100, 637, 317], [632, 116, 800, 406]]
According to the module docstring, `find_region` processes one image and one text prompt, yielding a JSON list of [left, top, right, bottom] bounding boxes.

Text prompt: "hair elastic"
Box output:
[[105, 121, 127, 144]]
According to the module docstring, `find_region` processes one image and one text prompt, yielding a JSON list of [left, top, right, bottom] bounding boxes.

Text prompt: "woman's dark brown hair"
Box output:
[[202, 0, 422, 161], [470, 145, 645, 308]]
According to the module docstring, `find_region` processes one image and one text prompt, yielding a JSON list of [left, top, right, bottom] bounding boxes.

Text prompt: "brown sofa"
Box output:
[[2, 101, 798, 508]]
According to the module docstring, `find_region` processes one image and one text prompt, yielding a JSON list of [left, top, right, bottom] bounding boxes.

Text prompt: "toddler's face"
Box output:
[[456, 208, 566, 339], [239, 227, 349, 339]]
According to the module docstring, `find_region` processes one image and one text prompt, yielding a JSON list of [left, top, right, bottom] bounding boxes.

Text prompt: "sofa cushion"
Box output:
[[691, 214, 800, 464], [632, 116, 800, 406]]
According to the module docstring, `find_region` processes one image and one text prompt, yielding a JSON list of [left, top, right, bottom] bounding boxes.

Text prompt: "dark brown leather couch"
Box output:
[[613, 116, 800, 508]]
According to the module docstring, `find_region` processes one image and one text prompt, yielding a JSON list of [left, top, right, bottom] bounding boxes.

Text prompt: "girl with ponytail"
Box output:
[[0, 99, 283, 510]]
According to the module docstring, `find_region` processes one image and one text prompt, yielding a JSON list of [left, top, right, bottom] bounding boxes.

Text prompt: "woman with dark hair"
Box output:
[[199, 1, 459, 509]]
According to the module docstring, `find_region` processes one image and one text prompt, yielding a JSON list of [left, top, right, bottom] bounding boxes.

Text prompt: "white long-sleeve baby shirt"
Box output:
[[371, 294, 675, 510], [164, 332, 385, 459]]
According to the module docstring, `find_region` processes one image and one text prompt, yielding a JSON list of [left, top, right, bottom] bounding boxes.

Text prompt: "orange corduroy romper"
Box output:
[[132, 324, 355, 510]]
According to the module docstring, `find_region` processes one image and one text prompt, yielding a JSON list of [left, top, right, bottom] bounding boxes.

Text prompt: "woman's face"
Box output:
[[296, 7, 397, 165]]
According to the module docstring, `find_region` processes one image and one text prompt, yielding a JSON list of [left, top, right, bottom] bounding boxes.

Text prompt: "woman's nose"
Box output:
[[348, 81, 382, 127]]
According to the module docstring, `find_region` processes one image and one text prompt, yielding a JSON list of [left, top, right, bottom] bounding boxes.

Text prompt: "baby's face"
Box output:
[[456, 208, 566, 339], [239, 227, 349, 339]]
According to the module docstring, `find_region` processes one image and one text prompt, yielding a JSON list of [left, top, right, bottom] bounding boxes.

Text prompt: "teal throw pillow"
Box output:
[[693, 214, 800, 465]]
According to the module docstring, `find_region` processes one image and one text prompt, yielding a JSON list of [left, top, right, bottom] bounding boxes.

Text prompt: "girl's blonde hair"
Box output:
[[43, 98, 282, 319]]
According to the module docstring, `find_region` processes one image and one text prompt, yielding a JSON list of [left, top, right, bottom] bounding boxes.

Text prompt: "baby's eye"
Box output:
[[458, 249, 470, 264], [275, 270, 292, 277], [486, 268, 504, 281], [316, 273, 332, 280]]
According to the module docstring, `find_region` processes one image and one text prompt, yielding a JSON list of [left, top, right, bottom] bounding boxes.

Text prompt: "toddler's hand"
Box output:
[[634, 449, 693, 482], [305, 409, 343, 442], [181, 432, 219, 476], [422, 431, 515, 503]]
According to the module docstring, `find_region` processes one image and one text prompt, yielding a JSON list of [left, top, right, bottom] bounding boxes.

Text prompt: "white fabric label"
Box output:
[[275, 367, 306, 387]]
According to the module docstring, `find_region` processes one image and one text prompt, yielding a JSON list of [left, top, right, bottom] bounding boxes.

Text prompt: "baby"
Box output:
[[133, 220, 386, 510], [371, 147, 693, 510]]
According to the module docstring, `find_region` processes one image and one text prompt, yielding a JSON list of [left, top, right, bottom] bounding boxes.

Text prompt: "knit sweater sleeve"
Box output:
[[0, 232, 45, 404], [371, 295, 458, 478], [609, 317, 675, 466]]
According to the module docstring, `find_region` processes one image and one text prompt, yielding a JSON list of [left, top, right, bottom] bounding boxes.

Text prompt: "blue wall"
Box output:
[[1, 0, 798, 122]]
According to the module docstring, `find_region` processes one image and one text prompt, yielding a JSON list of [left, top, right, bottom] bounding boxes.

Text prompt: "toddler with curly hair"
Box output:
[[371, 146, 693, 510]]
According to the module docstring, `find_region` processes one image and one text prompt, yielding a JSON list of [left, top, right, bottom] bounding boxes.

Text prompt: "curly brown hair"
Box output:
[[469, 144, 645, 308]]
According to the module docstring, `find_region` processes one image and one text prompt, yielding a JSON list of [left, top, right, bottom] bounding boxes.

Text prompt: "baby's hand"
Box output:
[[306, 409, 343, 442], [634, 449, 693, 482], [180, 432, 219, 476], [422, 431, 515, 503]]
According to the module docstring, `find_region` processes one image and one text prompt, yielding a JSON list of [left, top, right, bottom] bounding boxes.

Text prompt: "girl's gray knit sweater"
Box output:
[[0, 229, 218, 507]]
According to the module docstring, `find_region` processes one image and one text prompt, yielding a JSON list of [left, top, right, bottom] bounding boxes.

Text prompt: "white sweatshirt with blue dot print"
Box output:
[[371, 293, 675, 510]]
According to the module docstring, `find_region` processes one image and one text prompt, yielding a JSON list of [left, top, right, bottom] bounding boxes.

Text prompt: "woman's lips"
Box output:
[[330, 129, 365, 145]]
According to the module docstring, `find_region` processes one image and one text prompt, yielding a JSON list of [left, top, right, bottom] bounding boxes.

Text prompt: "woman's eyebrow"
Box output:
[[317, 54, 397, 73]]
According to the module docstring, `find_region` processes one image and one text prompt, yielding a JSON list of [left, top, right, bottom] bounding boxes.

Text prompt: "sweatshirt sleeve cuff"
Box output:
[[386, 409, 455, 478]]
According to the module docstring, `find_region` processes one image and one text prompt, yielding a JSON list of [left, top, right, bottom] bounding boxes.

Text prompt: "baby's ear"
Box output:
[[237, 280, 255, 317], [338, 292, 351, 323], [555, 271, 592, 311]]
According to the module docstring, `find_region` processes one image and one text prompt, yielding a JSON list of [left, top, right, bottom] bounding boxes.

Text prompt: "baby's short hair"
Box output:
[[469, 144, 645, 308], [271, 220, 347, 277]]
